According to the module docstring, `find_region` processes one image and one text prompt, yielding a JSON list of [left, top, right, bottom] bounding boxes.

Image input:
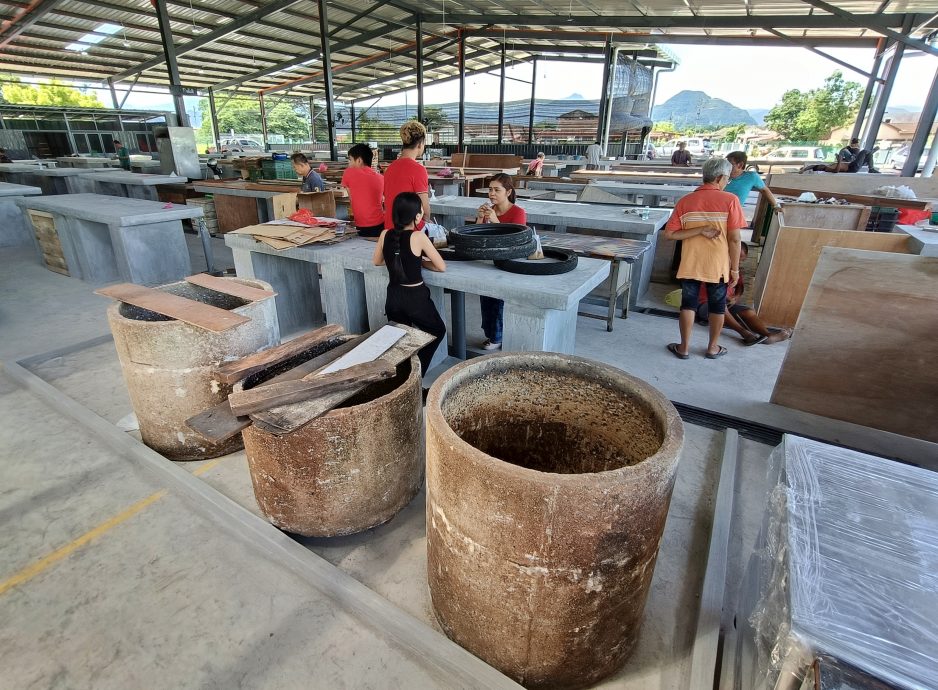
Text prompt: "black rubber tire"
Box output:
[[449, 223, 534, 249], [436, 248, 476, 262], [493, 247, 579, 275], [453, 238, 539, 261]]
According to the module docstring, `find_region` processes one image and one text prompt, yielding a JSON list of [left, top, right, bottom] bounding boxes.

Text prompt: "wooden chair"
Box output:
[[297, 191, 337, 217]]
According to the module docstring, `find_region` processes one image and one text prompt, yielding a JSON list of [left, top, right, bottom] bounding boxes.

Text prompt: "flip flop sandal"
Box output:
[[743, 334, 768, 346], [705, 346, 728, 359], [667, 343, 689, 360]]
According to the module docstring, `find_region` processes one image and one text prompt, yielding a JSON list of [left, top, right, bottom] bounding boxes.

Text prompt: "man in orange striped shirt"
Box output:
[[664, 157, 745, 359]]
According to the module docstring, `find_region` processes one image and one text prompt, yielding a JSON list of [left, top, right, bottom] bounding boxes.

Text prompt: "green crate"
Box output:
[[261, 159, 299, 180]]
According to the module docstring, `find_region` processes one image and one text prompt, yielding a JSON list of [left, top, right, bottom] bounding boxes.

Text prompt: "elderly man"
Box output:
[[665, 156, 745, 359], [291, 152, 326, 192]]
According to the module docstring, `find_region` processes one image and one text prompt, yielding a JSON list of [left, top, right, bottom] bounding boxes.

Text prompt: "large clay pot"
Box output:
[[425, 352, 684, 689], [108, 277, 279, 460], [242, 353, 423, 537]]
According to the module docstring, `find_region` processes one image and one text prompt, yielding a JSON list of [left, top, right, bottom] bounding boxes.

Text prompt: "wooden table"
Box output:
[[537, 230, 652, 330]]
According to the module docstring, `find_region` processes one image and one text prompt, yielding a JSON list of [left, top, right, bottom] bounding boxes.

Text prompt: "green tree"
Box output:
[[722, 124, 747, 142], [354, 112, 397, 142], [196, 96, 311, 147], [654, 121, 677, 134], [421, 106, 448, 132], [1, 74, 103, 107], [764, 71, 861, 141]]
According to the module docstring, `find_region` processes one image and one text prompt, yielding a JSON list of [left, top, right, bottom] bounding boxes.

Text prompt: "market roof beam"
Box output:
[[800, 0, 938, 57], [0, 0, 61, 50], [418, 12, 929, 30]]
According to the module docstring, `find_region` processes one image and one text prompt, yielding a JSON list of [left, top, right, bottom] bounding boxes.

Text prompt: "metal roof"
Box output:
[[0, 0, 935, 103]]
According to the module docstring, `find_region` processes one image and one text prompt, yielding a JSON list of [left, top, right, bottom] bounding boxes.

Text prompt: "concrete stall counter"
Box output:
[[83, 171, 187, 201], [431, 195, 669, 305], [15, 193, 208, 285], [0, 181, 42, 247], [224, 233, 609, 367], [28, 167, 123, 195], [55, 156, 117, 169]]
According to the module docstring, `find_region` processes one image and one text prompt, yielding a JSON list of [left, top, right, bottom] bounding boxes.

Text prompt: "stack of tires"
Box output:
[[445, 224, 578, 276]]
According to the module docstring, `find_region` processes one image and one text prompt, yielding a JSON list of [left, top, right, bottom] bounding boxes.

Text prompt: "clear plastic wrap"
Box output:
[[738, 435, 938, 690]]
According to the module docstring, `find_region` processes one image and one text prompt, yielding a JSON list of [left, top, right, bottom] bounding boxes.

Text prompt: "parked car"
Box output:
[[891, 146, 930, 171], [220, 138, 264, 153], [657, 137, 713, 157], [764, 146, 827, 161]]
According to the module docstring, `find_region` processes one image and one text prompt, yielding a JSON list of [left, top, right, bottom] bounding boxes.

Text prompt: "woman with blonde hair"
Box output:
[[383, 120, 430, 231]]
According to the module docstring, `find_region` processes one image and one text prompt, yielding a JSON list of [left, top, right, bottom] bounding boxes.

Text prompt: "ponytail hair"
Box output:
[[490, 172, 516, 204], [385, 192, 423, 284]]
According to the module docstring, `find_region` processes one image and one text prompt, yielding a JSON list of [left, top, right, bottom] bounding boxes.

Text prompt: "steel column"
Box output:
[[852, 38, 886, 141], [596, 35, 613, 143], [208, 88, 221, 152], [153, 0, 189, 127], [457, 30, 465, 151], [528, 57, 537, 145], [861, 19, 911, 152], [497, 40, 506, 144], [416, 14, 424, 124], [107, 78, 120, 110], [901, 62, 938, 177], [350, 102, 357, 141], [259, 92, 269, 151], [309, 97, 316, 143], [318, 0, 338, 161]]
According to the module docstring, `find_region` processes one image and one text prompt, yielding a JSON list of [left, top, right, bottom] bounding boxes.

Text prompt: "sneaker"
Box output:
[[481, 339, 502, 351]]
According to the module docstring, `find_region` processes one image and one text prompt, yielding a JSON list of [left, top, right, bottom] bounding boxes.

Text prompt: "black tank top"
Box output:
[[383, 230, 424, 285]]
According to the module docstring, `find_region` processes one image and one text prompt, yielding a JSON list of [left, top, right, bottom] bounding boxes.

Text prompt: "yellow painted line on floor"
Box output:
[[192, 457, 227, 477], [0, 489, 167, 597]]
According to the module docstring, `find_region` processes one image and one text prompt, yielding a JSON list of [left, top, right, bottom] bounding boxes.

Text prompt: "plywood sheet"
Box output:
[[213, 194, 259, 233], [755, 225, 910, 328], [28, 210, 69, 276], [771, 248, 938, 443], [779, 202, 870, 231]]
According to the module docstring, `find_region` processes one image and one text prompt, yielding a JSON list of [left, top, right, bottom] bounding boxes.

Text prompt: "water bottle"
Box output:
[[640, 206, 650, 220]]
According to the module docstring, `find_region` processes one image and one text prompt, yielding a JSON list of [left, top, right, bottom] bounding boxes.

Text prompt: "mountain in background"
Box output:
[[747, 108, 770, 125], [652, 90, 756, 128], [563, 92, 586, 100]]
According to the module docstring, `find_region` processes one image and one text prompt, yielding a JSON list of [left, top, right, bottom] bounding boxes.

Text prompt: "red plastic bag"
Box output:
[[898, 208, 930, 225], [288, 208, 336, 226]]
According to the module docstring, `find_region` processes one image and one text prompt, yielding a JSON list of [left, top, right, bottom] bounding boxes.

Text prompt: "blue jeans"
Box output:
[[480, 296, 503, 343], [680, 279, 727, 315]]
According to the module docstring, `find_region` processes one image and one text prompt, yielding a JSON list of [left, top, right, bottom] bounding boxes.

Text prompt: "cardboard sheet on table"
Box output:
[[229, 223, 306, 239]]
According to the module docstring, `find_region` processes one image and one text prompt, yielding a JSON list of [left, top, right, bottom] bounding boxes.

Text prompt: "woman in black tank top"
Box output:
[[372, 192, 447, 376]]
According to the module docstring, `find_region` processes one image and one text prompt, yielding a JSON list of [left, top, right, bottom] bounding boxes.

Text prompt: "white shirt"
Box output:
[[586, 143, 602, 165]]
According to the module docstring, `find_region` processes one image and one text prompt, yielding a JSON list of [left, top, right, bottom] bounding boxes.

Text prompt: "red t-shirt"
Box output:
[[494, 203, 527, 225], [341, 166, 384, 228], [383, 157, 429, 229]]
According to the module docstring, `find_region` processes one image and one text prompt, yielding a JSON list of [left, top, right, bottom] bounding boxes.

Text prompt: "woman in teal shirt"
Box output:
[[724, 151, 779, 212]]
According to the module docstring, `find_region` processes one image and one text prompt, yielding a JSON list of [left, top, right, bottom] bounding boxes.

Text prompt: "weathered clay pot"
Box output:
[[242, 352, 423, 537], [425, 352, 684, 689], [108, 278, 279, 460]]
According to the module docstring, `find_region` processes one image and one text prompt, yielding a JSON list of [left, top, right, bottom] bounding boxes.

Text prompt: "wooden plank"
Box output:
[[688, 429, 738, 690], [772, 249, 938, 443], [185, 273, 277, 302], [767, 172, 938, 198], [778, 202, 870, 231], [319, 324, 405, 374], [770, 186, 933, 211], [228, 360, 395, 416], [95, 283, 251, 332], [185, 333, 361, 442], [213, 324, 344, 384], [213, 193, 260, 233], [250, 324, 435, 435], [755, 225, 911, 328]]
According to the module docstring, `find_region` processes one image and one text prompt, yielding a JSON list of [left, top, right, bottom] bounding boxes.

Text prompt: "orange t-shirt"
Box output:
[[665, 183, 746, 284]]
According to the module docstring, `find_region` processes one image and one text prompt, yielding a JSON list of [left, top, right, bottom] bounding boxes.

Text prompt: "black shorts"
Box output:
[[356, 223, 384, 238]]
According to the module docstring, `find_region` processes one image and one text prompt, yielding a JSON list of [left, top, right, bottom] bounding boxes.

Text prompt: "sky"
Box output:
[[89, 43, 935, 118]]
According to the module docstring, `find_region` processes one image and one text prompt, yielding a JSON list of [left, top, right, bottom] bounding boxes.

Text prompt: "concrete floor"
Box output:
[[1, 234, 934, 688]]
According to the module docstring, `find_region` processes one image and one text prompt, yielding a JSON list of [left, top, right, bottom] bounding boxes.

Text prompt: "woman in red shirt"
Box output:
[[383, 120, 430, 230], [341, 143, 385, 238], [475, 173, 527, 350]]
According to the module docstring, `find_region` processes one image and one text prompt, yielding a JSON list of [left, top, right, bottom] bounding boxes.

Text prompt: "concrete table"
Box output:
[[129, 159, 163, 173], [27, 167, 123, 195], [898, 224, 938, 257], [225, 233, 609, 366], [84, 172, 187, 201], [0, 164, 51, 187], [15, 193, 209, 285], [55, 157, 116, 169], [571, 169, 702, 185], [0, 182, 42, 247], [578, 181, 696, 207], [431, 195, 670, 305]]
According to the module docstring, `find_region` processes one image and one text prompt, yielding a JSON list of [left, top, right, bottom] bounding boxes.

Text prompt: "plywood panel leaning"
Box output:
[[771, 248, 938, 443], [754, 226, 911, 329]]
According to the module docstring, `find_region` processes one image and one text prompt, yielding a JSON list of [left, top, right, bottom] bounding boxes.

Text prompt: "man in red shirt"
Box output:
[[384, 120, 430, 231], [665, 156, 745, 359], [341, 143, 385, 238]]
